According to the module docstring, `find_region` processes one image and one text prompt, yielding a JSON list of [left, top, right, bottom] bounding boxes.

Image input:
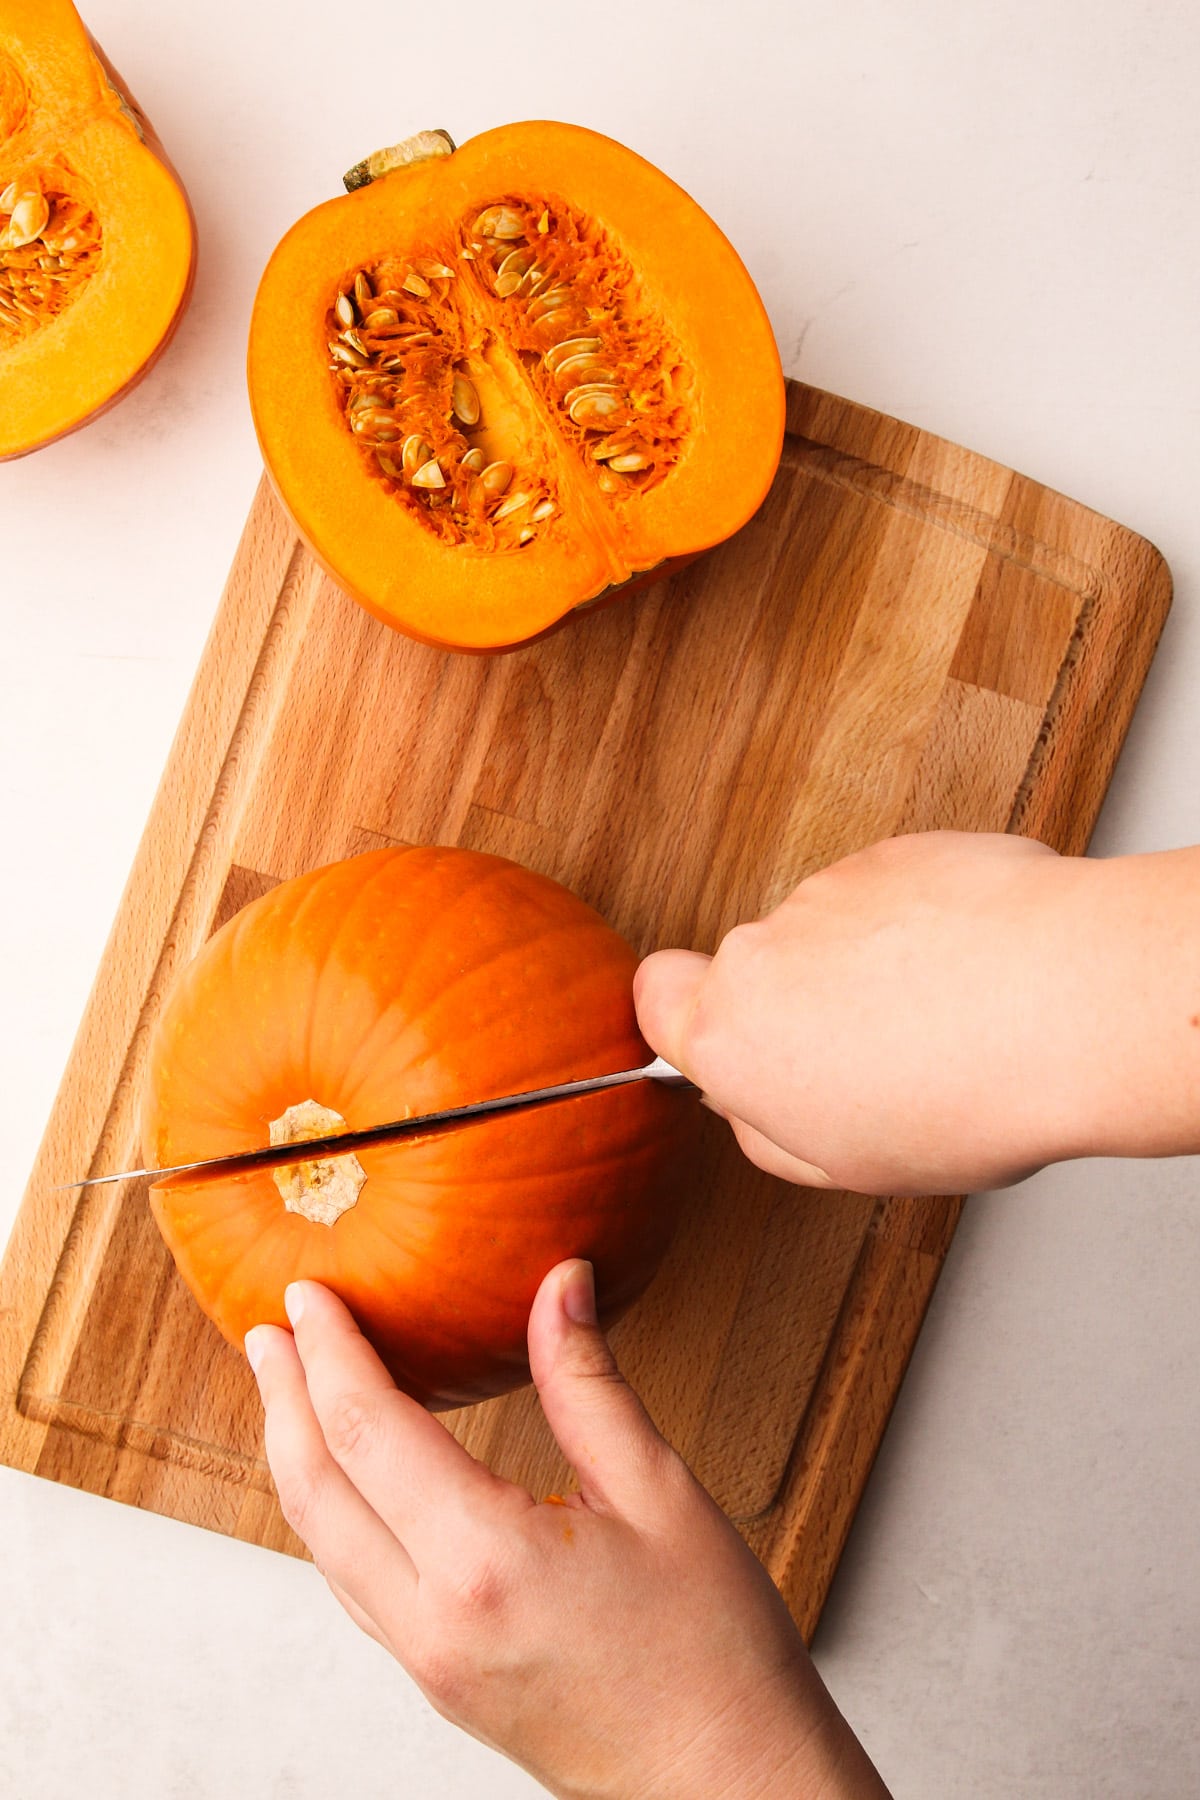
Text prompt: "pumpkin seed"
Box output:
[[534, 306, 574, 332], [330, 341, 369, 368], [492, 489, 531, 521], [608, 451, 651, 472], [531, 499, 556, 522], [554, 354, 615, 385], [536, 208, 550, 235], [518, 526, 536, 545], [335, 291, 356, 327], [341, 329, 369, 355], [544, 335, 603, 374], [597, 467, 624, 494], [363, 306, 399, 329], [416, 259, 455, 280], [494, 270, 524, 299], [401, 434, 433, 476], [571, 392, 625, 427], [411, 457, 446, 489], [451, 373, 480, 426], [376, 450, 403, 478], [5, 191, 49, 248], [479, 460, 513, 497], [527, 287, 572, 319], [354, 271, 374, 308], [0, 181, 16, 211], [402, 271, 432, 298], [474, 205, 526, 240], [351, 410, 396, 437], [460, 447, 486, 473], [497, 246, 536, 283]]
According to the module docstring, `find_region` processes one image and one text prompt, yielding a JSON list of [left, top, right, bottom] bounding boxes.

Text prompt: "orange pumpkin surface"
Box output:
[[141, 847, 693, 1409], [248, 120, 784, 650], [0, 0, 195, 458]]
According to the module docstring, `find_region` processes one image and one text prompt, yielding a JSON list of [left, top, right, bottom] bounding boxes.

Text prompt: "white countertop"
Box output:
[[4, 2, 1199, 1794]]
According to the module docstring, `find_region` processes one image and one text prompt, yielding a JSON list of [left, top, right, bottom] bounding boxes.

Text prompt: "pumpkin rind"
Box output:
[[248, 120, 784, 651], [141, 847, 693, 1410], [0, 0, 195, 458]]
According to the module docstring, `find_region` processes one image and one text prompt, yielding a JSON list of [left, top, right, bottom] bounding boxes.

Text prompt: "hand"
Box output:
[[634, 831, 1103, 1196], [246, 1265, 890, 1800]]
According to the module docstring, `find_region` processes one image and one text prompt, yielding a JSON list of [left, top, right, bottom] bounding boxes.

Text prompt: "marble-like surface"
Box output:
[[3, 2, 1198, 1793]]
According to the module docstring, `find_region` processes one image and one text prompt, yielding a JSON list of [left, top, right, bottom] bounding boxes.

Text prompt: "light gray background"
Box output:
[[3, 2, 1198, 1794]]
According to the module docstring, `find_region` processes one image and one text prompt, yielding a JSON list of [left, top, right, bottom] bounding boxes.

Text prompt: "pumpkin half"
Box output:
[[141, 847, 693, 1410], [248, 120, 784, 651], [0, 0, 195, 459]]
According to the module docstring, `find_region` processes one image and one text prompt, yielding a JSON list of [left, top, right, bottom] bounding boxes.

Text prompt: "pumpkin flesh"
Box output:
[[0, 0, 195, 458], [141, 848, 692, 1410], [248, 121, 784, 650]]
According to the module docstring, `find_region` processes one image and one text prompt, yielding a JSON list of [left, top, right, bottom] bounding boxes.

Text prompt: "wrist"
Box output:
[[1027, 848, 1200, 1165]]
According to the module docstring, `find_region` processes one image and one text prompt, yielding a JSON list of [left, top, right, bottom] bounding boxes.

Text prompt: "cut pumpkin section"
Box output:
[[248, 121, 785, 652], [0, 0, 195, 459]]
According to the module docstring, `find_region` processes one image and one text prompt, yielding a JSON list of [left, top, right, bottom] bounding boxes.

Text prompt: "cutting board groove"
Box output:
[[0, 381, 1170, 1637]]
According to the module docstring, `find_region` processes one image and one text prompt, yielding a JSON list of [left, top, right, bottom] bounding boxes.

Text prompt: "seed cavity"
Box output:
[[0, 172, 103, 344], [325, 195, 691, 548]]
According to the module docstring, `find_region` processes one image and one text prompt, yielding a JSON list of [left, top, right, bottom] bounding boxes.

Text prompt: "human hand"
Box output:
[[635, 830, 1103, 1196], [246, 1264, 889, 1800]]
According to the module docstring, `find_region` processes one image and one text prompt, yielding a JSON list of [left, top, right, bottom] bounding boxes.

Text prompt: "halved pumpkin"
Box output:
[[0, 0, 195, 459], [248, 121, 784, 652]]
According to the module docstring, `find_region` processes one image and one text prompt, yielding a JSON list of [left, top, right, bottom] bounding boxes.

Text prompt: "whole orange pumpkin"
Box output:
[[141, 846, 692, 1408]]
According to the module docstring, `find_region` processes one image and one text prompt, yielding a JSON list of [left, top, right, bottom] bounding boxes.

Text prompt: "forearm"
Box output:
[[1043, 848, 1200, 1163]]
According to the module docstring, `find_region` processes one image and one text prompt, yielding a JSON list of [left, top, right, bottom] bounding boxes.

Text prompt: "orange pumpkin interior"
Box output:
[[0, 0, 195, 459], [248, 121, 784, 651]]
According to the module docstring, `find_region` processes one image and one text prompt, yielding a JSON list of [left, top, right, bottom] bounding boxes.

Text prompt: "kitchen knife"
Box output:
[[61, 1055, 694, 1190]]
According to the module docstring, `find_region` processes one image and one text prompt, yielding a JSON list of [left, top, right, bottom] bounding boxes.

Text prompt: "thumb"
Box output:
[[633, 948, 710, 1074], [527, 1259, 677, 1520]]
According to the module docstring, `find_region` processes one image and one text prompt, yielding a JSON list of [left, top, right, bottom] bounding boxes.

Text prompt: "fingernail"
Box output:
[[244, 1326, 269, 1375], [284, 1283, 306, 1327], [561, 1260, 597, 1326]]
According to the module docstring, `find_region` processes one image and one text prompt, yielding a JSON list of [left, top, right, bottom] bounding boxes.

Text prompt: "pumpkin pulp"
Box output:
[[325, 180, 696, 559]]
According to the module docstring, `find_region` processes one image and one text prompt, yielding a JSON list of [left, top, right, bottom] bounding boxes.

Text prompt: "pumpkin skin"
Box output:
[[0, 0, 195, 459], [248, 120, 784, 652], [141, 847, 693, 1410]]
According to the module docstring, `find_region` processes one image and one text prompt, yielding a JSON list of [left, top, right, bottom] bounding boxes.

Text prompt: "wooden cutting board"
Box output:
[[0, 381, 1170, 1641]]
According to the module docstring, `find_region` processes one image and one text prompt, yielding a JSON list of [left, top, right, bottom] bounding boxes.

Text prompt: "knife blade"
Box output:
[[60, 1055, 694, 1190]]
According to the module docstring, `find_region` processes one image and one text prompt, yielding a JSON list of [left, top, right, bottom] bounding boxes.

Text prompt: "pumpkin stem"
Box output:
[[269, 1099, 366, 1227], [342, 129, 456, 194]]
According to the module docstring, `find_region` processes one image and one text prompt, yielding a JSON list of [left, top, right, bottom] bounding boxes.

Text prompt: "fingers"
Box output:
[[324, 1574, 394, 1654], [724, 1117, 837, 1187], [633, 948, 710, 1072], [282, 1282, 506, 1558], [245, 1322, 416, 1618], [527, 1260, 681, 1521]]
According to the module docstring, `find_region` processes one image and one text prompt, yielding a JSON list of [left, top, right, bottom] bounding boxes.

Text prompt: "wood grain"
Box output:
[[0, 380, 1171, 1637]]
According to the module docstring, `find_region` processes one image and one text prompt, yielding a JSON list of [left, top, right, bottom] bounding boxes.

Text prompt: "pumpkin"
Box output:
[[141, 847, 692, 1410], [0, 0, 195, 459], [247, 120, 784, 652]]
